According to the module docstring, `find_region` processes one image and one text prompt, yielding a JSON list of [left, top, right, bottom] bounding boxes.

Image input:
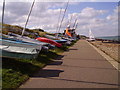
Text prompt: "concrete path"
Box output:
[[20, 40, 119, 88]]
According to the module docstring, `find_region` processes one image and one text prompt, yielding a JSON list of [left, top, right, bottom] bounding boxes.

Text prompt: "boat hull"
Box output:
[[0, 45, 39, 59], [1, 50, 38, 59], [36, 37, 62, 47]]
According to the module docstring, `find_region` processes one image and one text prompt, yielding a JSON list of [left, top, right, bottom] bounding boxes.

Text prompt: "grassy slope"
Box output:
[[1, 23, 47, 38], [2, 42, 77, 89]]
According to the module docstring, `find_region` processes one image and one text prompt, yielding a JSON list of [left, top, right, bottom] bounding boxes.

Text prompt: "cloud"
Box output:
[[79, 7, 108, 18], [0, 2, 118, 37], [73, 7, 117, 37], [1, 2, 66, 25], [6, 2, 31, 16], [66, 7, 111, 36]]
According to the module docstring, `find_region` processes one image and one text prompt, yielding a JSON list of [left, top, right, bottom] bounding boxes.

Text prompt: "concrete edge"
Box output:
[[86, 40, 119, 71]]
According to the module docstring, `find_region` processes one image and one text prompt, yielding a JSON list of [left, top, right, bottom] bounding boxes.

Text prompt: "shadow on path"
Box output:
[[33, 69, 64, 78], [32, 54, 64, 78], [68, 48, 78, 50], [65, 48, 78, 52], [54, 55, 64, 60], [48, 61, 63, 65]]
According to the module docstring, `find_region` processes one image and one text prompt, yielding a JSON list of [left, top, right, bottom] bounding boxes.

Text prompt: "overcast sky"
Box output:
[[0, 0, 119, 37]]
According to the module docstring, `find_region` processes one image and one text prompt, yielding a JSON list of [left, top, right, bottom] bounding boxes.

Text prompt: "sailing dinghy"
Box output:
[[0, 44, 38, 59], [87, 28, 95, 42], [1, 37, 42, 50]]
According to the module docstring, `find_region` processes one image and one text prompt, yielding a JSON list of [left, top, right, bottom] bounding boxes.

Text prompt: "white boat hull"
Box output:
[[0, 45, 39, 59]]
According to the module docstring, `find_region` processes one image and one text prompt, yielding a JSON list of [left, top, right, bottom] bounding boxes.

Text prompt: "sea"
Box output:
[[96, 36, 120, 41]]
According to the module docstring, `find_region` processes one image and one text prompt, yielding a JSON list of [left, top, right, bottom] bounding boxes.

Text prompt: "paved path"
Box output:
[[20, 40, 119, 88]]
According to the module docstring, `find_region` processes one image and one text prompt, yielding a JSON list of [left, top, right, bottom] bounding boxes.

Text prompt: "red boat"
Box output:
[[36, 37, 62, 47]]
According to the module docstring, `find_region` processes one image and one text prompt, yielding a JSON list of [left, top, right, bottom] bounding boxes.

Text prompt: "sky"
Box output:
[[0, 0, 119, 37]]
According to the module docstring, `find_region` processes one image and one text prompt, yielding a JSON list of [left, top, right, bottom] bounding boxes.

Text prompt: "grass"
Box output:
[[2, 50, 58, 89], [2, 40, 78, 89]]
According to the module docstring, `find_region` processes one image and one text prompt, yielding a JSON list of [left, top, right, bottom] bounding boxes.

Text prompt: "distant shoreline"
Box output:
[[95, 36, 120, 42]]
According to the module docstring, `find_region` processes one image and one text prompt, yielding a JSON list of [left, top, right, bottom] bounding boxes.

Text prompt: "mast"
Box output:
[[74, 22, 78, 38], [68, 15, 73, 27], [89, 27, 94, 39], [58, 0, 69, 34], [2, 0, 5, 33], [56, 8, 62, 38], [21, 0, 35, 36], [75, 22, 78, 30], [73, 18, 77, 29]]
